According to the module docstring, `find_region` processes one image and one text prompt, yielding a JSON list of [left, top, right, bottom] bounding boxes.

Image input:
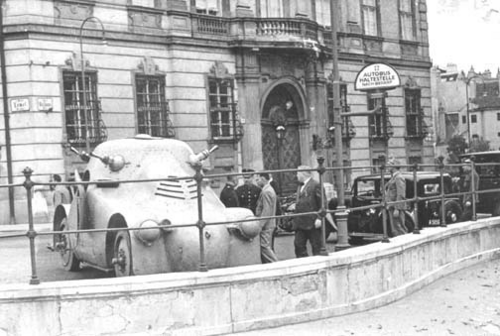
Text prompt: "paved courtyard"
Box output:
[[234, 258, 500, 336]]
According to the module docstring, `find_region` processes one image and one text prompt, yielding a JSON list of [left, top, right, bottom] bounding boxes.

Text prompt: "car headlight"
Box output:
[[134, 220, 161, 246]]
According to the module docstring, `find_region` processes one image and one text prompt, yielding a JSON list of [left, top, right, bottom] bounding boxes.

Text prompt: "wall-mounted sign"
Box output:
[[10, 98, 30, 112], [354, 63, 401, 91], [37, 98, 53, 111]]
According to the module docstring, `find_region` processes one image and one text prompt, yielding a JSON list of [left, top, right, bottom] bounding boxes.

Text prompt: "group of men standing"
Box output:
[[220, 169, 278, 263], [220, 166, 325, 263]]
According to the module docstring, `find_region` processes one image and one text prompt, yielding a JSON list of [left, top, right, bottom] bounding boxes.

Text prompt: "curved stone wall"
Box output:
[[1, 218, 499, 336]]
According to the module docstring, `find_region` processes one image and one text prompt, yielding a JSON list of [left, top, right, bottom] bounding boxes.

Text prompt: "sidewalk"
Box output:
[[0, 222, 52, 236]]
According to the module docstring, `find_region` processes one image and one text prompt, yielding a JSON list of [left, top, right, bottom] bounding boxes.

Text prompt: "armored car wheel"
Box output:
[[113, 231, 133, 277], [57, 218, 80, 272]]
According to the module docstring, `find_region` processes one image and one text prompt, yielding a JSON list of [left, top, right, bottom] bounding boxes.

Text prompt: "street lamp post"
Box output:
[[275, 124, 286, 195], [79, 16, 106, 154]]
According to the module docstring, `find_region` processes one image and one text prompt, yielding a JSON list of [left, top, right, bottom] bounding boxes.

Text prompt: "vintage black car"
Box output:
[[459, 151, 500, 216], [347, 171, 463, 240]]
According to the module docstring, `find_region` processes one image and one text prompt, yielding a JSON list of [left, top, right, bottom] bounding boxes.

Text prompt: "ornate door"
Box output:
[[261, 84, 302, 196]]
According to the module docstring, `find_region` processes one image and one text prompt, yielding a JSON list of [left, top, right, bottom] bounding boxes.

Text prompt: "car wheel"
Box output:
[[444, 200, 463, 224], [113, 231, 133, 277], [57, 217, 80, 272]]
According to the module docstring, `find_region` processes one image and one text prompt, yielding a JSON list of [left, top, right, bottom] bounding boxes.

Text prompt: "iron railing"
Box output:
[[0, 158, 492, 285]]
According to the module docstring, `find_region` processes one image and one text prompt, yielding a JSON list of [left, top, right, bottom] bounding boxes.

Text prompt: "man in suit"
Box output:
[[236, 168, 261, 214], [292, 165, 323, 257], [385, 158, 407, 236], [255, 172, 278, 263]]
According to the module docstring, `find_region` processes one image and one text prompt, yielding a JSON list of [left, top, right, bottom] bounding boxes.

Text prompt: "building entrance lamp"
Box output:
[[79, 16, 106, 154], [275, 124, 286, 140]]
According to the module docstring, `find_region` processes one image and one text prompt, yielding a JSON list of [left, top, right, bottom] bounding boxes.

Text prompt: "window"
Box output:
[[327, 83, 354, 139], [195, 0, 219, 15], [135, 75, 174, 138], [209, 77, 238, 140], [399, 0, 415, 40], [361, 0, 379, 36], [63, 71, 106, 146], [260, 0, 283, 17], [471, 114, 477, 123], [462, 115, 466, 124], [130, 0, 154, 7], [368, 94, 387, 139], [405, 89, 425, 137], [315, 0, 331, 26], [497, 113, 500, 121]]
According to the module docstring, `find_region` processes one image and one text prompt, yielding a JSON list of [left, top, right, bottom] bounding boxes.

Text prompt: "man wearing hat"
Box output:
[[236, 168, 261, 215], [459, 158, 479, 221], [385, 157, 408, 236]]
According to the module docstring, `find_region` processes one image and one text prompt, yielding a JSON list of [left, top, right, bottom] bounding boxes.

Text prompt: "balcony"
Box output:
[[228, 17, 326, 52]]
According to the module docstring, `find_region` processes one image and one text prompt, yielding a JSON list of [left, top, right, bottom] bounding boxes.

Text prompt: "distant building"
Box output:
[[434, 63, 500, 157], [0, 0, 434, 222]]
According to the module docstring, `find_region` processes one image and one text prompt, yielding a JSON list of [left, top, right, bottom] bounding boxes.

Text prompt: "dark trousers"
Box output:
[[294, 228, 322, 258]]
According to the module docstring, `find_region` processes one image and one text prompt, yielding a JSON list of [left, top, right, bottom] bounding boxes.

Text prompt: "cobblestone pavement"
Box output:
[[234, 258, 500, 336]]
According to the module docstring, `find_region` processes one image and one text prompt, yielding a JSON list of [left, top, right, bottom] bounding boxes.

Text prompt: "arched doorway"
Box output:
[[261, 83, 303, 196]]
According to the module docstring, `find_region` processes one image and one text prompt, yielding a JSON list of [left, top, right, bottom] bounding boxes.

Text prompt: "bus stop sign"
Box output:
[[354, 63, 400, 91]]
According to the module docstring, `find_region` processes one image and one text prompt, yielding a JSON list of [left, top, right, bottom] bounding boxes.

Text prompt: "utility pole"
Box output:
[[0, 1, 16, 223], [330, 0, 344, 206], [330, 0, 350, 250]]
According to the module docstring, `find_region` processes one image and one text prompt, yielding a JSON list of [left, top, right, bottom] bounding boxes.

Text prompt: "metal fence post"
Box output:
[[193, 164, 208, 272], [379, 155, 390, 243], [23, 167, 40, 285], [317, 157, 328, 256], [471, 160, 477, 221], [438, 157, 447, 227], [412, 162, 420, 234]]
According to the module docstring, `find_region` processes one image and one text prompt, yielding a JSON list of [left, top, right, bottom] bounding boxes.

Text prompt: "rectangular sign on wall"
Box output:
[[10, 98, 30, 112]]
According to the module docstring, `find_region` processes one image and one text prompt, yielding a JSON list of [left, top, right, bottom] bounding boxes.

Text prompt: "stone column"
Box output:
[[236, 50, 262, 170]]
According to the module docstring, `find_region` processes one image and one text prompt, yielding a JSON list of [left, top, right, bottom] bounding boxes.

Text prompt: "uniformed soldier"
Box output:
[[236, 168, 261, 215], [219, 174, 239, 208]]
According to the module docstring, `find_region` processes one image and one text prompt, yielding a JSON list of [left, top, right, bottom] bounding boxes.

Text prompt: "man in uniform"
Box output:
[[385, 158, 407, 237], [460, 158, 480, 221], [219, 174, 239, 208], [236, 168, 261, 215]]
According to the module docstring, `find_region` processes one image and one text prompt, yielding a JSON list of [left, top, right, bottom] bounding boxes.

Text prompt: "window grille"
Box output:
[[405, 89, 426, 138], [327, 83, 356, 139], [63, 71, 107, 146], [136, 75, 174, 138], [209, 77, 241, 141], [368, 95, 391, 139]]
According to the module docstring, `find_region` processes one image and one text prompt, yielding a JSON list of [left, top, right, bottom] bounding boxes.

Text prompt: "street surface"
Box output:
[[235, 258, 500, 336], [0, 229, 338, 284], [2, 227, 499, 336]]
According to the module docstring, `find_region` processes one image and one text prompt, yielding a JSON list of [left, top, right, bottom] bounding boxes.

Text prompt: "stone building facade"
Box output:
[[0, 0, 433, 222]]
